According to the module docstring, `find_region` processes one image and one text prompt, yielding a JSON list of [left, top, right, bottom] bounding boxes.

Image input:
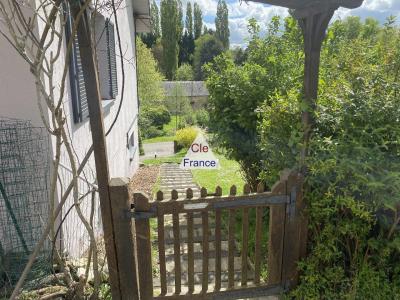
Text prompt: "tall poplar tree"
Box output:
[[152, 0, 161, 39], [215, 0, 229, 49], [179, 1, 195, 65], [193, 2, 203, 39], [161, 0, 179, 79], [185, 2, 193, 37], [177, 0, 184, 39]]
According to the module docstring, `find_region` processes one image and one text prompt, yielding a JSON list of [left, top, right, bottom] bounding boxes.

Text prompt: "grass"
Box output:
[[192, 152, 245, 195], [143, 135, 175, 144], [143, 116, 189, 144]]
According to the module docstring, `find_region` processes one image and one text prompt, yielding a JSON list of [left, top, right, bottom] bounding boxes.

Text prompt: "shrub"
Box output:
[[175, 127, 198, 148], [150, 106, 171, 129], [145, 126, 165, 138], [194, 108, 209, 128], [176, 63, 194, 81]]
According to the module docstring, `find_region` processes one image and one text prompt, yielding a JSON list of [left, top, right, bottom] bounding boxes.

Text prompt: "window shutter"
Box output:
[[106, 20, 118, 98], [65, 3, 89, 123]]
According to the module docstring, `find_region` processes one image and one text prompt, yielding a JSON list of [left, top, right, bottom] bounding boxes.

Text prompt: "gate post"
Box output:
[[267, 174, 287, 285], [109, 178, 139, 299], [133, 192, 153, 300], [281, 171, 306, 289]]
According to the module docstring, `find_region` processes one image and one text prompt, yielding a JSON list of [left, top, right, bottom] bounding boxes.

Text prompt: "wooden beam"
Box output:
[[295, 8, 335, 169], [249, 0, 363, 10], [71, 5, 125, 299]]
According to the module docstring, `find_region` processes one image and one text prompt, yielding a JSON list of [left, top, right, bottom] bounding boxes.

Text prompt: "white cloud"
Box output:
[[362, 0, 400, 12], [157, 0, 399, 47]]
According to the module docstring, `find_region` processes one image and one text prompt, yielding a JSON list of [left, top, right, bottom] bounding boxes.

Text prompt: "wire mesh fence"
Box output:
[[0, 117, 51, 294]]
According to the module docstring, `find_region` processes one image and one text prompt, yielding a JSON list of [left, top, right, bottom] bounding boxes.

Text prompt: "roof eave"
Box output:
[[132, 0, 151, 33]]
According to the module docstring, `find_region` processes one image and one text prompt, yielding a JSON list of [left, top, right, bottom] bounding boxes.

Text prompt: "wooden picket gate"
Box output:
[[108, 170, 307, 300]]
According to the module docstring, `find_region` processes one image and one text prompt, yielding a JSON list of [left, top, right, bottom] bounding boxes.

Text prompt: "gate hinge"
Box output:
[[128, 206, 157, 220], [286, 186, 296, 221]]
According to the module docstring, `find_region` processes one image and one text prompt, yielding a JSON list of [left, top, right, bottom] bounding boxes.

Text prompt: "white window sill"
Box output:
[[102, 100, 115, 114]]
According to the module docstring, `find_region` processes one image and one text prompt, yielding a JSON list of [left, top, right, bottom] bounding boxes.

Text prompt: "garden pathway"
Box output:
[[140, 141, 175, 161], [154, 164, 273, 298]]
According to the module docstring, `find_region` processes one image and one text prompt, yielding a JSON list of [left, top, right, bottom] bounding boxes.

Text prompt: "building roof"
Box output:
[[133, 0, 151, 33], [162, 81, 209, 97]]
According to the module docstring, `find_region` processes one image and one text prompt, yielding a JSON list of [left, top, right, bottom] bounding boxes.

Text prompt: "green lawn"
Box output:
[[142, 149, 187, 166], [143, 116, 184, 144], [192, 153, 245, 195], [143, 135, 175, 144]]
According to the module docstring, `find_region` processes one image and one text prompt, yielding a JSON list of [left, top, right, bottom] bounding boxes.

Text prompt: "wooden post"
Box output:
[[109, 178, 139, 299], [293, 8, 335, 168], [71, 5, 123, 299], [134, 192, 153, 300], [267, 176, 287, 285], [281, 171, 304, 289]]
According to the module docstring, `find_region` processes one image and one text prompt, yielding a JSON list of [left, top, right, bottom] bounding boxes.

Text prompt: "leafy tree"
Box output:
[[151, 39, 164, 71], [176, 63, 194, 80], [179, 32, 195, 65], [136, 38, 169, 137], [230, 47, 247, 65], [177, 0, 184, 40], [204, 17, 303, 186], [165, 83, 194, 128], [136, 38, 165, 106], [179, 2, 195, 65], [215, 0, 229, 49], [161, 0, 179, 79], [206, 15, 400, 298], [193, 2, 203, 39], [193, 34, 224, 80], [152, 1, 161, 38], [185, 2, 193, 37]]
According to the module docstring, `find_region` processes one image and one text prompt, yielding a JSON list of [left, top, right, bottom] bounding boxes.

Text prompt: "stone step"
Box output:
[[163, 215, 214, 226], [163, 235, 229, 244], [163, 241, 231, 254], [163, 227, 218, 240], [153, 271, 256, 288], [160, 183, 196, 187], [164, 249, 240, 261], [164, 257, 246, 273]]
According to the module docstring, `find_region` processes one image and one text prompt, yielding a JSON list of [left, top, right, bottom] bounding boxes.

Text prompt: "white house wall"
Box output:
[[0, 0, 140, 260], [51, 1, 140, 259]]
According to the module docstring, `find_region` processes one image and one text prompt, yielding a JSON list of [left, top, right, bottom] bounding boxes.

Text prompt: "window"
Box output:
[[127, 120, 137, 162], [65, 2, 89, 124], [95, 16, 118, 100]]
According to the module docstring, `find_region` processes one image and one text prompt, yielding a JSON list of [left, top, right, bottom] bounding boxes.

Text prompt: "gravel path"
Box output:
[[140, 142, 175, 161]]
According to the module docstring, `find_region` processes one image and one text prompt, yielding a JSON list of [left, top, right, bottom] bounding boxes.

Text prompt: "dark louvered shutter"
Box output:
[[65, 3, 89, 123], [106, 20, 118, 98]]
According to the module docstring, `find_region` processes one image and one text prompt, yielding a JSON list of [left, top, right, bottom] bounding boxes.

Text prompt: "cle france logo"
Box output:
[[180, 133, 220, 169]]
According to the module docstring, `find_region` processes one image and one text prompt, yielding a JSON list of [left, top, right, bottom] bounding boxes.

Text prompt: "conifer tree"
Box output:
[[193, 2, 203, 39], [185, 2, 193, 37], [215, 0, 229, 49], [161, 0, 179, 79]]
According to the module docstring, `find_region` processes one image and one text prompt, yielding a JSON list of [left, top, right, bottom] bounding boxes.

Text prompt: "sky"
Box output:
[[175, 0, 400, 48]]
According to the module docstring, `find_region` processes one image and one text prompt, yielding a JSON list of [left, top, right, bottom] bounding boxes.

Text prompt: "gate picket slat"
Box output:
[[187, 212, 194, 294], [254, 207, 263, 285], [158, 214, 167, 295], [241, 207, 249, 286], [228, 209, 236, 289], [173, 204, 181, 294], [157, 191, 167, 296], [214, 209, 222, 291], [202, 211, 209, 293]]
